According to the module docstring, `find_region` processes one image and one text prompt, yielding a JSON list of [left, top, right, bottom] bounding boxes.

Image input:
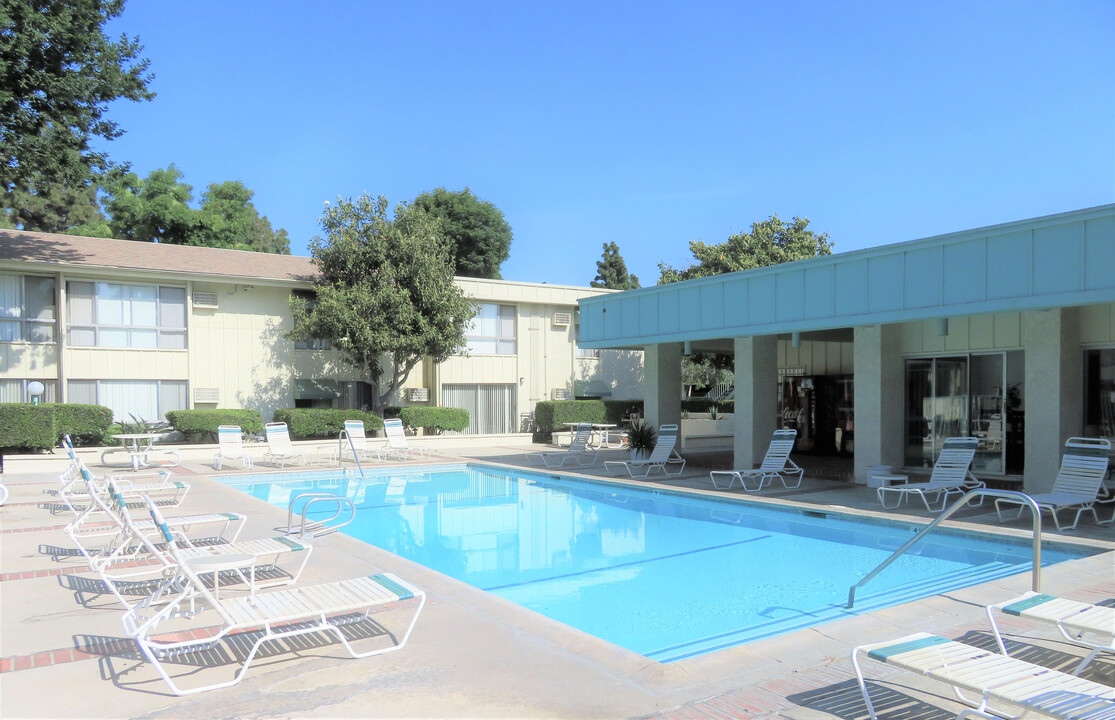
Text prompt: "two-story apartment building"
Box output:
[[0, 231, 642, 433]]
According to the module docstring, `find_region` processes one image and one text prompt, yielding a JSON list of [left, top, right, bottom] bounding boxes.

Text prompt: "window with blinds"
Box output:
[[66, 281, 187, 349], [0, 274, 56, 343], [440, 384, 516, 434]]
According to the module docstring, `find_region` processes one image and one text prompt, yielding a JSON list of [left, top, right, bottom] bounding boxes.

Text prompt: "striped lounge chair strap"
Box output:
[[867, 634, 950, 662]]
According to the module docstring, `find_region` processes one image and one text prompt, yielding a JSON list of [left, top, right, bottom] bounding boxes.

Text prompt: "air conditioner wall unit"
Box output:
[[552, 312, 572, 327], [192, 291, 219, 309], [408, 387, 429, 402], [552, 388, 571, 400], [194, 387, 219, 403]]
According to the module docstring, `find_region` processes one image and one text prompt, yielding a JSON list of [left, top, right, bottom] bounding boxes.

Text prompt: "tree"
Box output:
[[1, 0, 155, 196], [290, 194, 476, 412], [101, 165, 198, 244], [590, 242, 640, 289], [3, 175, 106, 232], [658, 215, 833, 284], [408, 187, 512, 278], [195, 180, 290, 254]]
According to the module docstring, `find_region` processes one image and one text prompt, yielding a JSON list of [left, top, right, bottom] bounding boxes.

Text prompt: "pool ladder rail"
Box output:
[[846, 489, 1043, 609], [286, 492, 356, 539]]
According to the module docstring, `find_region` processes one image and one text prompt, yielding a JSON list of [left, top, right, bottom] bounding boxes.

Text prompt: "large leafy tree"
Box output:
[[408, 187, 512, 279], [658, 215, 833, 283], [101, 165, 197, 244], [195, 180, 290, 254], [4, 173, 106, 232], [290, 194, 476, 411], [590, 241, 640, 290], [1, 0, 155, 196]]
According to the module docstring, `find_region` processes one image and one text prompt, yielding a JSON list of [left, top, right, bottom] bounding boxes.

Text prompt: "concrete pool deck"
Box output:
[[1, 438, 1112, 719]]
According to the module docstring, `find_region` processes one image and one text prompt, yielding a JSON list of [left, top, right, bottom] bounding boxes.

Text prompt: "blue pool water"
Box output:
[[220, 464, 1091, 662]]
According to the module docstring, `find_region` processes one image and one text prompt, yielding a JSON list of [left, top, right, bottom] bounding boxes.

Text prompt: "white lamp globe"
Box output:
[[27, 381, 45, 396]]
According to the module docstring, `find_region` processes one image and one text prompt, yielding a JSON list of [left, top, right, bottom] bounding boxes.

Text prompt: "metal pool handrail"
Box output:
[[286, 492, 355, 538], [846, 489, 1042, 609], [338, 429, 366, 479]]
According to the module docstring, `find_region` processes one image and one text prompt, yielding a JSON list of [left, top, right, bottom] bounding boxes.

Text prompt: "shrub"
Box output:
[[534, 400, 606, 432], [41, 403, 113, 446], [0, 404, 56, 451], [399, 406, 469, 434], [165, 409, 265, 442], [381, 406, 402, 419], [271, 408, 384, 439]]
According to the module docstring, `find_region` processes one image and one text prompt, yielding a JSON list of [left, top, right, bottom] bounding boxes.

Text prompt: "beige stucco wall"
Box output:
[[777, 340, 854, 374], [0, 342, 57, 380]]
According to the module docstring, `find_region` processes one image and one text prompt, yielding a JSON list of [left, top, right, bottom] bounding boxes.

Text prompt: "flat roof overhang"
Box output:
[[577, 204, 1115, 349]]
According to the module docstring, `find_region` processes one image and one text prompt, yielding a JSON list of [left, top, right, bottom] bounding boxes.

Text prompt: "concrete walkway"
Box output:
[[1, 437, 1111, 719]]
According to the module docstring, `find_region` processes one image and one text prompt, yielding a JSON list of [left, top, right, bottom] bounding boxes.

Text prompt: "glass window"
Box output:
[[575, 325, 599, 358], [67, 379, 187, 422], [1084, 348, 1115, 456], [66, 281, 187, 349], [0, 379, 57, 403], [466, 304, 516, 355], [292, 290, 332, 350], [0, 273, 56, 343]]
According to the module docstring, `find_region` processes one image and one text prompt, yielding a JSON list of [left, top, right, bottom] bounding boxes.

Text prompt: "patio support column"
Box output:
[[853, 324, 904, 484], [733, 335, 778, 469], [644, 342, 682, 430], [1021, 308, 1082, 493]]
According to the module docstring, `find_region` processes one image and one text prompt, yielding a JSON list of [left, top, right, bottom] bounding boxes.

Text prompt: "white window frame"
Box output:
[[66, 281, 187, 349], [465, 303, 516, 355], [0, 273, 56, 343]]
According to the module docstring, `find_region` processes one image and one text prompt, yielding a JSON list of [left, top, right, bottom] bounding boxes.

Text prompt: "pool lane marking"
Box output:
[[482, 535, 772, 592]]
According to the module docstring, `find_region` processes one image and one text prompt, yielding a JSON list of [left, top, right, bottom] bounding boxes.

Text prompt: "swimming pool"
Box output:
[[221, 464, 1092, 662]]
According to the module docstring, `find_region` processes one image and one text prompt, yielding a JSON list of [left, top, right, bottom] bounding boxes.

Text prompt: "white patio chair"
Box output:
[[383, 418, 434, 460], [995, 436, 1111, 530], [526, 422, 598, 467], [603, 425, 686, 478], [876, 436, 984, 513], [53, 439, 190, 515], [263, 422, 308, 467], [213, 425, 255, 470], [339, 419, 386, 463], [709, 429, 803, 491], [122, 495, 425, 696], [986, 592, 1113, 675], [852, 632, 1115, 720], [84, 479, 312, 609]]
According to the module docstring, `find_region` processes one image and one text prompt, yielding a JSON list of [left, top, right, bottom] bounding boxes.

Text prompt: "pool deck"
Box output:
[[1, 438, 1112, 719]]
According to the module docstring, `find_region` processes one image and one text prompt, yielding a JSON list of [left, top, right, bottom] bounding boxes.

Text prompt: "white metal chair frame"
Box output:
[[603, 425, 686, 478], [876, 437, 985, 513], [995, 436, 1112, 531], [526, 422, 598, 468], [708, 429, 803, 492]]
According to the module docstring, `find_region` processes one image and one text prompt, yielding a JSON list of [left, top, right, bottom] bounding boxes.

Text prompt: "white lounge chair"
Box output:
[[84, 479, 311, 608], [876, 436, 985, 513], [852, 632, 1115, 720], [986, 592, 1114, 675], [122, 495, 425, 696], [383, 418, 434, 460], [339, 419, 386, 463], [708, 429, 803, 491], [604, 424, 686, 478], [53, 440, 190, 515], [263, 422, 308, 467], [996, 437, 1111, 530], [526, 422, 598, 467], [213, 425, 255, 470]]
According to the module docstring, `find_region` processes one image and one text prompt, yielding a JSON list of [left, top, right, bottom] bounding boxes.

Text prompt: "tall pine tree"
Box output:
[[590, 242, 640, 290]]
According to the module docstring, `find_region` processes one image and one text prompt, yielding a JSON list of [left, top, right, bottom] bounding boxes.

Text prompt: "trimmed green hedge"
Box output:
[[399, 406, 469, 434], [166, 409, 265, 442], [0, 404, 56, 451], [271, 408, 384, 439], [43, 403, 114, 446], [681, 398, 734, 414], [534, 400, 606, 432]]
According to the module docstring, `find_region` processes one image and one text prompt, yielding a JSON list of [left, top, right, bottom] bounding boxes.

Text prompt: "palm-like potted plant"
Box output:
[[624, 420, 657, 462]]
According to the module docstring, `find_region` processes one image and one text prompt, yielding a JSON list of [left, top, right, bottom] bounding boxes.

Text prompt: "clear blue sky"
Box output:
[[100, 1, 1114, 287]]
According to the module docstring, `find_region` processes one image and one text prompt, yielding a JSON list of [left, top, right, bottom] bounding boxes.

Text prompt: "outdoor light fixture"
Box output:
[[684, 340, 692, 356], [791, 331, 801, 348], [27, 381, 45, 406], [938, 318, 949, 336]]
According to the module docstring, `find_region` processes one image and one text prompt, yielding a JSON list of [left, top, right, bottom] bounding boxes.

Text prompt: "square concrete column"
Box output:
[[853, 324, 904, 484], [733, 335, 778, 469], [644, 342, 682, 430], [1021, 308, 1082, 493]]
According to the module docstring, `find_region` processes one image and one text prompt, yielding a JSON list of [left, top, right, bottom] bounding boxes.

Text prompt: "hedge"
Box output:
[[534, 400, 606, 432], [271, 408, 384, 439], [43, 403, 114, 446], [165, 409, 265, 442], [681, 398, 734, 414], [0, 404, 56, 451], [399, 406, 469, 434]]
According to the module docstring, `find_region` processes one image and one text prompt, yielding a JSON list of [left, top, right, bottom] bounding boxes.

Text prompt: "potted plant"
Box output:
[[624, 420, 657, 462]]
